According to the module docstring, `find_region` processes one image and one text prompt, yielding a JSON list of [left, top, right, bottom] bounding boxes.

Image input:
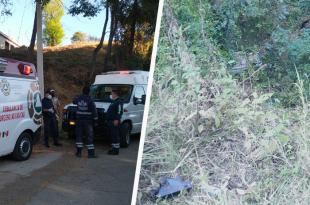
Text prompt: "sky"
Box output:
[[0, 0, 109, 46]]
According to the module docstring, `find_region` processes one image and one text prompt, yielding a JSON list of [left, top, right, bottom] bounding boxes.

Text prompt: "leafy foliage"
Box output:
[[137, 0, 310, 205], [68, 0, 103, 17], [165, 0, 310, 106], [68, 0, 159, 70], [71, 31, 87, 43], [0, 0, 12, 17], [43, 0, 65, 46]]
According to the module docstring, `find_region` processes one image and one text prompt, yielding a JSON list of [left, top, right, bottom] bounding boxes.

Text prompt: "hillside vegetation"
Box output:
[[137, 1, 310, 205], [0, 42, 148, 107]]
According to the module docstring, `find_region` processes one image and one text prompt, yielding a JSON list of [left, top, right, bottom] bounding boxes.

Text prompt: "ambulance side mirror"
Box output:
[[133, 96, 145, 105], [141, 94, 146, 104]]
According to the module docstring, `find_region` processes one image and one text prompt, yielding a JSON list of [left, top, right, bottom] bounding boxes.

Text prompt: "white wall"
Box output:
[[0, 36, 6, 49]]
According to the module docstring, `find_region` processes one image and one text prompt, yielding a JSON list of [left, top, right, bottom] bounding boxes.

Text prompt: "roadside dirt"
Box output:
[[0, 135, 140, 205]]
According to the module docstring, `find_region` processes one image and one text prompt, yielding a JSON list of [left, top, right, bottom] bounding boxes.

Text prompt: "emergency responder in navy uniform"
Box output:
[[42, 90, 62, 148], [107, 89, 123, 155], [73, 86, 98, 158]]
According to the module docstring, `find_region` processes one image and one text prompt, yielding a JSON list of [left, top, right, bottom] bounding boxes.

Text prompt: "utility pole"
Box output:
[[36, 0, 44, 95]]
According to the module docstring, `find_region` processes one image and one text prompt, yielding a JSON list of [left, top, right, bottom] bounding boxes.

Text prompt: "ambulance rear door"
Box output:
[[0, 58, 41, 157]]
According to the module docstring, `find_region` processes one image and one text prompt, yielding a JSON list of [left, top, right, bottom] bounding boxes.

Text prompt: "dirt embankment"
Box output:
[[0, 43, 108, 109]]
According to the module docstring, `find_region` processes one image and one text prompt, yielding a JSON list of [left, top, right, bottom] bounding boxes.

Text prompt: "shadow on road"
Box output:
[[0, 133, 141, 205]]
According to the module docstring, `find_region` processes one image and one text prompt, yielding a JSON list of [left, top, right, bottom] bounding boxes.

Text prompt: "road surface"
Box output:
[[0, 136, 140, 205]]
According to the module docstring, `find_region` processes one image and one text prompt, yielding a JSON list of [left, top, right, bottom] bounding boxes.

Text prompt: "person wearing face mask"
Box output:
[[106, 88, 123, 155], [73, 85, 98, 158], [50, 89, 61, 120], [50, 89, 61, 137], [42, 89, 62, 148]]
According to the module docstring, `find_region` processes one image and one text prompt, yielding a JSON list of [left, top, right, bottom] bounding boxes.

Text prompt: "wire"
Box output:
[[17, 0, 28, 42]]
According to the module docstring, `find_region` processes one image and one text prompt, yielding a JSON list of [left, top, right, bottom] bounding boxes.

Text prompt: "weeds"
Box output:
[[137, 1, 310, 205]]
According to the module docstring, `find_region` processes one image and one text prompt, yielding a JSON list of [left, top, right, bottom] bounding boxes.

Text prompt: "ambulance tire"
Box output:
[[12, 132, 33, 161], [120, 122, 131, 148]]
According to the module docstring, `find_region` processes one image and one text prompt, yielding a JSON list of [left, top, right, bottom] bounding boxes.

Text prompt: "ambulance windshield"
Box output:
[[90, 84, 133, 103]]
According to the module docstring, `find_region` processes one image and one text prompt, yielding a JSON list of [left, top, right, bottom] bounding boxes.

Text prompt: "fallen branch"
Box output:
[[240, 64, 268, 84]]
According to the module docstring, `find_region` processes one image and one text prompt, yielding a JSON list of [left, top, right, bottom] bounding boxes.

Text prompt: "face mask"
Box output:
[[47, 95, 52, 100], [109, 95, 113, 100]]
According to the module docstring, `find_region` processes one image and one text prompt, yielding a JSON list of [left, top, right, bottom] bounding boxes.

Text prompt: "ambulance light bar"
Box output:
[[18, 64, 33, 75], [102, 71, 136, 75]]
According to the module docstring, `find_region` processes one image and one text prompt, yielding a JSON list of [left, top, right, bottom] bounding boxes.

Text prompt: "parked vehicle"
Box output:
[[0, 57, 42, 160], [62, 70, 148, 147]]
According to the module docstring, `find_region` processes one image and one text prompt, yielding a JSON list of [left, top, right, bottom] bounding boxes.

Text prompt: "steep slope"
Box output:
[[0, 42, 145, 108]]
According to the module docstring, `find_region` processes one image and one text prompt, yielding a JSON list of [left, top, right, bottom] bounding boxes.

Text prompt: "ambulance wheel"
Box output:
[[12, 132, 33, 161], [120, 122, 131, 148]]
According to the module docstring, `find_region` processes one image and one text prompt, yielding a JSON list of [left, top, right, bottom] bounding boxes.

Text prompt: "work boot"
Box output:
[[76, 148, 82, 158], [88, 149, 97, 158], [108, 148, 119, 155]]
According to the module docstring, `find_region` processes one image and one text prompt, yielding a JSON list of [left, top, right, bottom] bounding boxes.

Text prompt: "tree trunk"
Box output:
[[28, 6, 38, 62], [128, 0, 138, 56], [104, 6, 118, 71], [87, 4, 109, 84]]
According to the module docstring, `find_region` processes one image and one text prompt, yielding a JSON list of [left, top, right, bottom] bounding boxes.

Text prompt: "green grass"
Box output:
[[137, 2, 310, 205]]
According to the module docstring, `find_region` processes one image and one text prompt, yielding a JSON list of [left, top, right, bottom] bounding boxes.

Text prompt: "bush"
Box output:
[[137, 1, 310, 205]]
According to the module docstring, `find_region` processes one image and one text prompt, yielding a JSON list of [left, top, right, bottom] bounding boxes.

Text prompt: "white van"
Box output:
[[62, 70, 148, 147], [0, 57, 42, 160]]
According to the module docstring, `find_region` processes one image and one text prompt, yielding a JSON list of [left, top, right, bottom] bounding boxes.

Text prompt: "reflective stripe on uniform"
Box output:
[[112, 143, 120, 149], [76, 111, 92, 115], [118, 105, 122, 114], [76, 142, 83, 148], [86, 144, 95, 150]]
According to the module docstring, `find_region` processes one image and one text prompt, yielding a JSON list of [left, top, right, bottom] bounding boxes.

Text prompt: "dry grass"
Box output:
[[136, 3, 310, 205], [0, 43, 108, 108], [43, 42, 107, 52]]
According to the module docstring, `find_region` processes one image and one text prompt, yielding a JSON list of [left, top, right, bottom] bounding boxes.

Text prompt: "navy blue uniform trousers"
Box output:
[[75, 120, 95, 150], [43, 116, 59, 145], [108, 121, 120, 149]]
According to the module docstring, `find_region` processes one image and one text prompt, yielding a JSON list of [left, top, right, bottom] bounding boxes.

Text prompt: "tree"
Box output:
[[122, 0, 158, 56], [114, 0, 158, 69], [43, 0, 64, 46], [103, 0, 120, 70], [69, 0, 159, 73], [0, 0, 12, 17], [69, 0, 108, 83], [88, 35, 100, 41], [28, 0, 51, 58], [71, 31, 87, 43]]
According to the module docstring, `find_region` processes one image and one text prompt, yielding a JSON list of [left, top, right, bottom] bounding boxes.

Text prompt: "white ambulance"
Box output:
[[63, 70, 148, 147], [0, 57, 42, 160]]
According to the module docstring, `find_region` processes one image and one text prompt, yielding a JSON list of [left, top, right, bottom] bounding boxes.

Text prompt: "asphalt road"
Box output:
[[0, 135, 140, 205]]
